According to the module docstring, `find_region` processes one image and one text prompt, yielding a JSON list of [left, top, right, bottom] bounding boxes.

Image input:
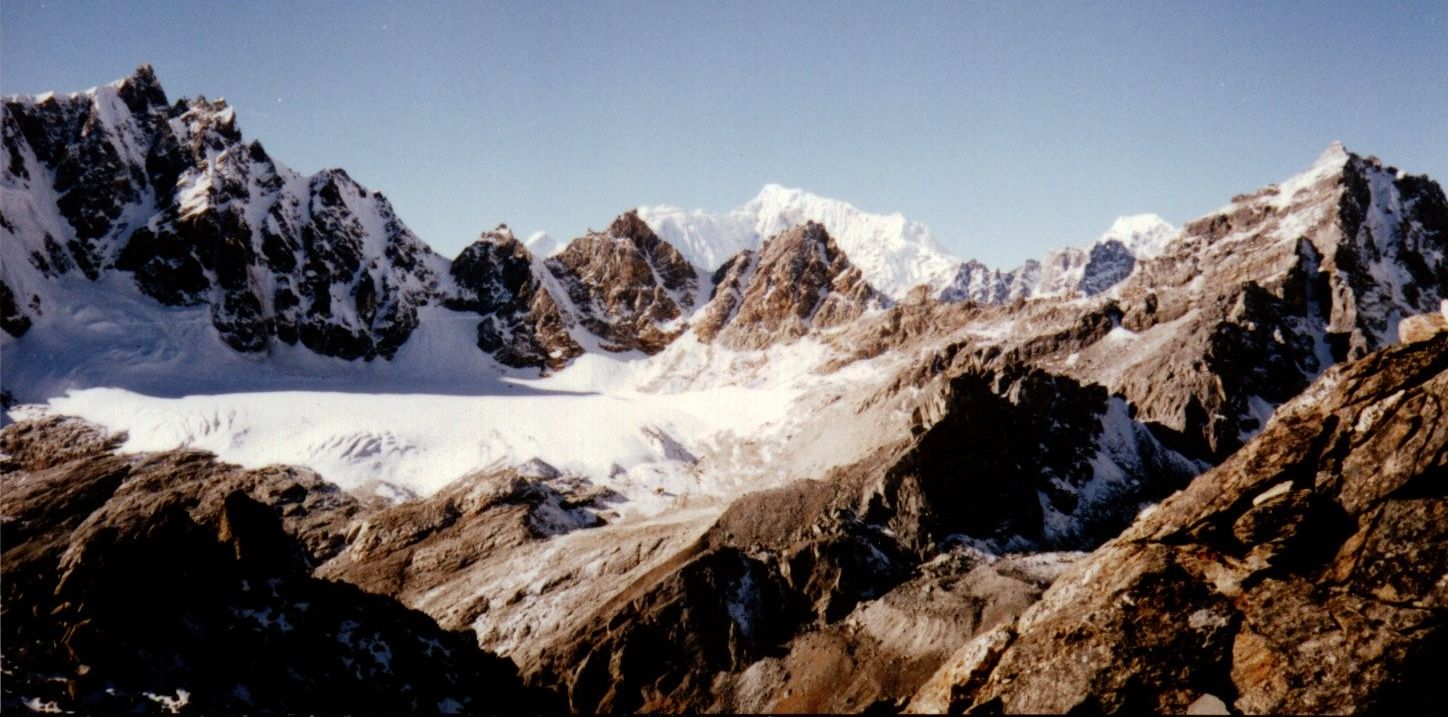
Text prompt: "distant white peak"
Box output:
[[524, 231, 559, 257], [640, 184, 960, 298], [1096, 214, 1177, 258]]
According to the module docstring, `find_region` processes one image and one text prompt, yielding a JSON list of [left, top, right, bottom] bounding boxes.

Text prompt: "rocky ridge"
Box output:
[[917, 331, 1448, 714], [2, 66, 445, 360], [938, 213, 1175, 304], [2, 68, 902, 379], [888, 143, 1448, 470], [0, 416, 562, 714]]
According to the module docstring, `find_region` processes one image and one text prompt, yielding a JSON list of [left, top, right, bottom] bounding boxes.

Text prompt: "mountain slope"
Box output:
[[918, 331, 1448, 714], [911, 143, 1448, 465]]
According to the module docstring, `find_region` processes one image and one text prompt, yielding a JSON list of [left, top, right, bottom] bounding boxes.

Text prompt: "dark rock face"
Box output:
[[865, 365, 1199, 553], [0, 279, 31, 336], [938, 334, 1448, 714], [697, 221, 886, 349], [3, 67, 169, 276], [546, 210, 699, 354], [2, 66, 443, 360], [0, 417, 562, 715], [446, 226, 582, 371], [1079, 239, 1135, 296]]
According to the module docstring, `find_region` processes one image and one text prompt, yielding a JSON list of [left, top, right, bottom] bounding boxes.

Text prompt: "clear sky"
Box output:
[[4, 1, 1446, 267]]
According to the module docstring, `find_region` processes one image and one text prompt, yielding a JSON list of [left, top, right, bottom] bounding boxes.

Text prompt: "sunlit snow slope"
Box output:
[[638, 184, 963, 298]]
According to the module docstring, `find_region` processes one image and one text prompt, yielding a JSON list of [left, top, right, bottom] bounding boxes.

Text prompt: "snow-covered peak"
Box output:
[[1230, 141, 1358, 216], [524, 230, 559, 257], [1096, 214, 1177, 258], [1282, 141, 1353, 192], [638, 185, 960, 298], [8, 65, 157, 105], [1316, 140, 1351, 169]]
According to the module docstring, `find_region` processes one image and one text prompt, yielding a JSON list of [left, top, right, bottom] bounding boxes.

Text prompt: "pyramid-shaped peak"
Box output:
[[1313, 141, 1353, 169], [105, 64, 170, 112], [763, 219, 834, 252], [126, 64, 161, 89], [607, 210, 660, 242]]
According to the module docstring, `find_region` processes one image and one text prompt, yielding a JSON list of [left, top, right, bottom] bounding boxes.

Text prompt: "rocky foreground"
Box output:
[[0, 418, 564, 714], [4, 331, 1443, 714], [913, 331, 1447, 714]]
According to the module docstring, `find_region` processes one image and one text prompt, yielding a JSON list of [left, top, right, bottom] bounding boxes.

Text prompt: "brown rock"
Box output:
[[546, 210, 699, 354], [940, 333, 1448, 714], [699, 221, 886, 349], [0, 417, 562, 715]]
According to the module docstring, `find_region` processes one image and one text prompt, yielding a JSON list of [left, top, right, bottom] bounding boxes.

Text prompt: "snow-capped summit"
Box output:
[[523, 230, 559, 257], [1096, 214, 1177, 258], [638, 184, 961, 299]]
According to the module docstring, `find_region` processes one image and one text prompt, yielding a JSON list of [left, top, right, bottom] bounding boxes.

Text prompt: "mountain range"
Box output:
[[3, 67, 1445, 714]]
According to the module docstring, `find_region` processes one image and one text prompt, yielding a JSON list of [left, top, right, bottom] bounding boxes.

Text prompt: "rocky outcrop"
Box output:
[[446, 226, 582, 370], [533, 478, 914, 713], [546, 211, 699, 354], [697, 221, 886, 349], [1399, 300, 1448, 343], [0, 416, 561, 714], [318, 462, 612, 610], [932, 333, 1448, 714], [0, 278, 30, 336]]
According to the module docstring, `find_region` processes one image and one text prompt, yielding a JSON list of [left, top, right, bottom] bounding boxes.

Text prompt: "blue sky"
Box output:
[[4, 1, 1446, 266]]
